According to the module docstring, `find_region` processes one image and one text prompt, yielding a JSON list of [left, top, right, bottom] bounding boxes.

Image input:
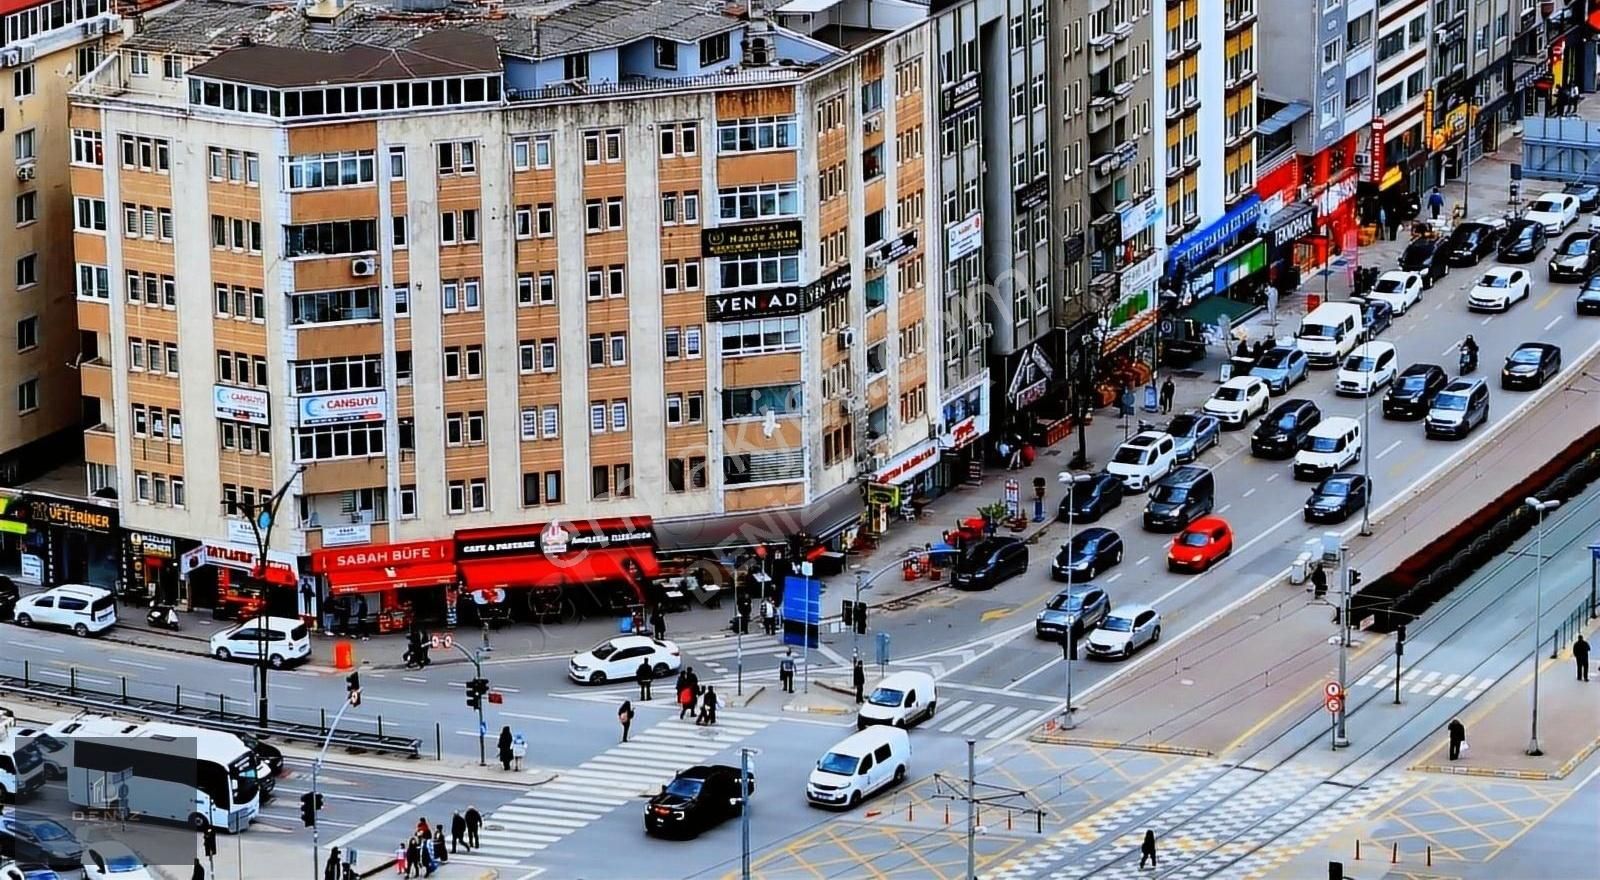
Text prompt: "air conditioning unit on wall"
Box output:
[[350, 257, 375, 277]]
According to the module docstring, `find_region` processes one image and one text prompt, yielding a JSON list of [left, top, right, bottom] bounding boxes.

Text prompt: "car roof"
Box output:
[[1481, 266, 1517, 278], [1350, 340, 1395, 356], [1506, 217, 1543, 229], [1377, 269, 1417, 280], [1561, 230, 1594, 243], [1442, 377, 1484, 392], [1220, 375, 1261, 389], [1513, 341, 1558, 353], [977, 536, 1022, 549], [675, 764, 733, 780], [1072, 526, 1116, 542], [1163, 465, 1210, 484], [875, 669, 935, 689], [1532, 191, 1569, 201], [1399, 362, 1443, 375], [1106, 603, 1155, 617], [608, 634, 662, 648], [1185, 515, 1229, 531], [1053, 583, 1102, 600], [231, 616, 303, 631], [42, 584, 111, 597], [1319, 473, 1363, 487], [1310, 416, 1360, 433]]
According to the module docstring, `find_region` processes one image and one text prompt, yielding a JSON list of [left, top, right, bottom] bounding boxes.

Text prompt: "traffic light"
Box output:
[[1396, 624, 1407, 657], [299, 791, 322, 827], [854, 604, 868, 635], [345, 671, 361, 707], [840, 600, 855, 628], [466, 677, 488, 710], [1348, 568, 1362, 589]]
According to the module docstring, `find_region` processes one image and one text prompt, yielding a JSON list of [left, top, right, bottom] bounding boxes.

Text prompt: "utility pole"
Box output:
[[1059, 471, 1086, 728], [1526, 497, 1560, 756], [449, 640, 491, 765], [244, 464, 306, 729], [740, 747, 752, 880], [1334, 544, 1351, 748], [310, 673, 362, 879], [965, 738, 977, 880], [1360, 331, 1377, 536]]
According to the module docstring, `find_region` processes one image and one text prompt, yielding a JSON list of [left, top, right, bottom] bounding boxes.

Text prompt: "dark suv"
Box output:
[[1383, 363, 1449, 419], [1250, 399, 1321, 459], [952, 538, 1028, 590], [1142, 466, 1216, 531], [645, 765, 752, 837], [1398, 238, 1450, 288]]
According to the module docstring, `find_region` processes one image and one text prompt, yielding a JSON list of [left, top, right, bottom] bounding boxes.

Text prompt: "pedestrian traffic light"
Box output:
[[466, 677, 489, 709], [1396, 624, 1406, 656], [299, 791, 322, 827], [854, 605, 867, 635], [345, 671, 361, 707], [1348, 568, 1362, 588], [840, 600, 855, 628]]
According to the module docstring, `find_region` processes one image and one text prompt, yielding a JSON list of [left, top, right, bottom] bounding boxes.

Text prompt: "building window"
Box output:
[[10, 65, 31, 98], [716, 116, 798, 153], [592, 465, 610, 500], [15, 317, 37, 352], [71, 130, 103, 166], [284, 150, 376, 190], [448, 480, 466, 514], [15, 254, 37, 288], [16, 378, 38, 414], [700, 32, 730, 66]]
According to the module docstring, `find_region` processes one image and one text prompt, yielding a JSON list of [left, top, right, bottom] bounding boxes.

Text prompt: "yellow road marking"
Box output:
[[1535, 289, 1560, 310], [981, 608, 1013, 623], [1219, 638, 1384, 755]]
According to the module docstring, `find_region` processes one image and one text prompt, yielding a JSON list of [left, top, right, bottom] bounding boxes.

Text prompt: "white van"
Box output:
[[209, 616, 312, 668], [0, 713, 47, 801], [807, 726, 911, 809], [11, 584, 117, 636], [857, 671, 937, 730], [1296, 302, 1365, 368], [1293, 417, 1362, 480]]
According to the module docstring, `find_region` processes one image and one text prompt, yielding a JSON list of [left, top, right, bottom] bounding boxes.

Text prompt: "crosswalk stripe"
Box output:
[[962, 706, 1019, 737], [512, 788, 626, 806], [938, 699, 972, 721], [582, 759, 681, 779], [485, 829, 563, 843], [448, 855, 524, 866], [939, 702, 994, 733], [987, 709, 1046, 741], [608, 743, 701, 762], [1355, 668, 1381, 688], [469, 844, 547, 856], [539, 780, 641, 798], [494, 807, 600, 824]]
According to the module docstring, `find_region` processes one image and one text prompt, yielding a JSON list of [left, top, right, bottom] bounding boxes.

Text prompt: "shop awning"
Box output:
[[325, 562, 456, 596], [653, 483, 863, 554], [1257, 101, 1311, 137], [458, 549, 657, 597]]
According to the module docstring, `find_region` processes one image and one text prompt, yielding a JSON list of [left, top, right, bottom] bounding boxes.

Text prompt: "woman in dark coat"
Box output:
[[497, 725, 513, 770]]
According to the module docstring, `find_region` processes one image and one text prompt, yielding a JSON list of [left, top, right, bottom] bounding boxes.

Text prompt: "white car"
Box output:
[[1084, 604, 1161, 660], [83, 842, 157, 880], [1335, 341, 1399, 396], [1105, 431, 1178, 492], [11, 584, 117, 636], [209, 616, 311, 668], [1202, 376, 1269, 426], [1365, 270, 1423, 315], [1523, 192, 1580, 234], [1467, 266, 1532, 312], [569, 634, 681, 684]]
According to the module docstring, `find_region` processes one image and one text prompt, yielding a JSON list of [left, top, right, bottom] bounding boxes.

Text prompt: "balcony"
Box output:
[[1224, 8, 1255, 35], [1225, 69, 1257, 93], [84, 424, 116, 465], [1113, 22, 1134, 42], [301, 457, 389, 495], [80, 358, 112, 399]]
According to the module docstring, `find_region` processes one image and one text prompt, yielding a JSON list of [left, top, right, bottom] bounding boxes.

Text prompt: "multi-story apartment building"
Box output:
[[70, 0, 947, 615], [0, 0, 124, 485], [1366, 0, 1435, 195]]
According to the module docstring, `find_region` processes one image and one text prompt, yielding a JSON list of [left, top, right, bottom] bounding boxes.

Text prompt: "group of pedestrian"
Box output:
[[322, 848, 356, 880], [669, 666, 718, 724], [394, 817, 449, 878]]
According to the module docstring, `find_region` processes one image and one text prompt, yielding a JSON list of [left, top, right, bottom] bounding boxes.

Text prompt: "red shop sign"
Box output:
[[312, 539, 455, 573]]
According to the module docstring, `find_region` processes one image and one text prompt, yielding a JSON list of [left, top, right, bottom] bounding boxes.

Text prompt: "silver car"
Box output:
[[1035, 585, 1110, 641]]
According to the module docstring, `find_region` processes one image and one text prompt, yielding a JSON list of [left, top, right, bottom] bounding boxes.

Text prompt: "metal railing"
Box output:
[[0, 662, 421, 757]]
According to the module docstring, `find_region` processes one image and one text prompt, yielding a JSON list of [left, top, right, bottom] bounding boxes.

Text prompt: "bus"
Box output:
[[0, 714, 46, 802], [66, 722, 261, 832]]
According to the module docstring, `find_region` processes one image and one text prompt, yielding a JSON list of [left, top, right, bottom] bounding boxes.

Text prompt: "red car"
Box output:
[[1167, 516, 1233, 572]]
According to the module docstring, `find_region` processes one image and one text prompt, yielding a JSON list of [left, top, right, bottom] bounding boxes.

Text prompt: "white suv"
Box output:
[[1202, 376, 1270, 426], [1105, 432, 1178, 492], [11, 584, 117, 636], [210, 616, 312, 668]]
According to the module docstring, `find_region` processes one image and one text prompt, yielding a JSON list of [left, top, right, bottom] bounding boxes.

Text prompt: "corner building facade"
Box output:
[[71, 0, 944, 603]]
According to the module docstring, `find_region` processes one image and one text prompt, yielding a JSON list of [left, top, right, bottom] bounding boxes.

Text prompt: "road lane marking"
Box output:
[[1374, 439, 1404, 460], [1135, 555, 1150, 566], [361, 695, 429, 707], [499, 711, 568, 723], [1243, 488, 1257, 497], [980, 608, 1012, 623], [961, 706, 1019, 737], [327, 781, 460, 850], [1106, 572, 1124, 583], [938, 702, 994, 733], [1545, 315, 1563, 331], [107, 657, 165, 670], [1481, 316, 1493, 325], [14, 641, 62, 653], [1266, 472, 1279, 481], [1441, 342, 1461, 357], [1217, 504, 1233, 514], [1536, 290, 1560, 309]]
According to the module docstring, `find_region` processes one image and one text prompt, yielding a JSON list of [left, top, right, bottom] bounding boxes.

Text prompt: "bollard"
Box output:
[[1007, 810, 1013, 831], [22, 659, 28, 685], [1354, 839, 1361, 860], [1427, 845, 1432, 867], [219, 693, 226, 717], [908, 801, 914, 821], [121, 676, 127, 702], [436, 723, 443, 761], [176, 684, 181, 706], [1391, 842, 1398, 864], [70, 667, 77, 696], [1036, 812, 1042, 833], [377, 715, 384, 739], [321, 707, 327, 733], [1552, 628, 1560, 659], [945, 804, 950, 825]]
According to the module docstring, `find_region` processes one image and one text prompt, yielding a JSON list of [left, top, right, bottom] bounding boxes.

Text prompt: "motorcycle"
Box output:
[[1459, 346, 1477, 374], [146, 604, 180, 630], [403, 643, 431, 669]]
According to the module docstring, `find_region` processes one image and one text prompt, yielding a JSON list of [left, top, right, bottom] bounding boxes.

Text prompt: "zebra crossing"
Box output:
[[931, 698, 1053, 741], [455, 712, 769, 866], [683, 637, 847, 678], [1350, 666, 1495, 700]]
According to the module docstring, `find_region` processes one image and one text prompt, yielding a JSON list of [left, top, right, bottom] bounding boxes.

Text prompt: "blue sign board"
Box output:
[[1167, 194, 1263, 273], [782, 575, 821, 649]]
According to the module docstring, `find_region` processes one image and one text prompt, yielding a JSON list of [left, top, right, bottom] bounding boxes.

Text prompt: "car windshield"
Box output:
[[868, 687, 905, 707], [1563, 238, 1591, 255], [1047, 593, 1083, 612], [818, 752, 860, 775], [1530, 199, 1559, 213], [1166, 415, 1198, 435], [24, 732, 65, 754], [1435, 393, 1469, 410], [1151, 484, 1188, 502], [105, 855, 144, 873], [1255, 349, 1289, 368], [1214, 387, 1245, 401], [1300, 323, 1337, 338], [1179, 531, 1210, 547], [1403, 242, 1433, 260], [11, 742, 44, 773], [1320, 481, 1351, 496], [1344, 355, 1375, 371], [1112, 446, 1148, 465], [1103, 616, 1134, 632], [665, 776, 704, 798], [1509, 348, 1544, 364], [27, 819, 71, 841], [1373, 278, 1403, 293], [1452, 226, 1483, 243], [1309, 436, 1341, 452], [1478, 274, 1509, 288], [1398, 373, 1430, 391], [589, 641, 618, 659]]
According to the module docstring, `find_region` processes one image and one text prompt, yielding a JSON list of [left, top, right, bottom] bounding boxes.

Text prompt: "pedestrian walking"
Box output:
[[685, 666, 700, 710], [415, 817, 430, 839], [853, 657, 866, 704], [1387, 211, 1401, 242], [394, 843, 407, 878], [325, 848, 342, 880], [464, 805, 481, 849], [421, 835, 437, 877], [433, 826, 447, 865], [738, 592, 753, 634], [404, 837, 422, 879], [650, 607, 666, 639], [1158, 378, 1175, 415], [497, 725, 513, 771], [1377, 206, 1388, 240], [698, 686, 719, 725], [637, 658, 653, 700], [1310, 565, 1327, 600], [619, 699, 635, 742], [1428, 186, 1444, 220], [194, 858, 207, 880], [1447, 718, 1467, 761], [678, 681, 695, 719], [1575, 633, 1591, 681], [761, 597, 776, 635], [449, 812, 465, 853], [1139, 830, 1157, 869], [780, 649, 796, 693]]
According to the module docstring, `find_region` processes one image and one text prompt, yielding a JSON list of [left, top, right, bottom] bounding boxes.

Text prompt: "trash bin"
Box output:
[[333, 640, 355, 670]]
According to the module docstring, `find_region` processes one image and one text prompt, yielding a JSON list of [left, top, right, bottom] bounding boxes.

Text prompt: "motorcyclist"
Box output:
[[405, 627, 430, 668], [1460, 334, 1479, 372]]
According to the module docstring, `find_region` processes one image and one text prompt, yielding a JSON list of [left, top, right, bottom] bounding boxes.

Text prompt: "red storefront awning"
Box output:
[[325, 562, 457, 596], [457, 549, 656, 600]]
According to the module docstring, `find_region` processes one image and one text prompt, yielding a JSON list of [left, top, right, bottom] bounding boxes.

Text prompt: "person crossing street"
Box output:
[[464, 805, 481, 849], [853, 657, 866, 703], [450, 812, 466, 853], [637, 658, 653, 700]]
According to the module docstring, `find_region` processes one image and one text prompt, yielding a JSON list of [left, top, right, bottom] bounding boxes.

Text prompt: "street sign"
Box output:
[[487, 692, 504, 704], [1004, 480, 1021, 517], [430, 633, 455, 651], [1324, 681, 1343, 699], [478, 720, 487, 736], [1325, 696, 1343, 715]]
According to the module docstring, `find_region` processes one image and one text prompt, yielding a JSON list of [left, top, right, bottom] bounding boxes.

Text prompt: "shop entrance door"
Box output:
[[59, 531, 90, 583]]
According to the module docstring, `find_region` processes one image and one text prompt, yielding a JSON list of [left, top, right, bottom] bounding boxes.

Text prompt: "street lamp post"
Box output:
[[1058, 471, 1090, 727], [310, 673, 362, 880], [1334, 543, 1351, 748], [243, 464, 307, 729], [1525, 496, 1560, 757], [1360, 329, 1380, 537]]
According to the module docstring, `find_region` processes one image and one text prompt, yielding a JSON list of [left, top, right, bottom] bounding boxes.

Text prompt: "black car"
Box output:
[[952, 537, 1028, 590], [238, 731, 284, 777], [1051, 528, 1124, 581], [1304, 474, 1370, 524], [1056, 472, 1124, 523], [1360, 299, 1393, 338], [1383, 363, 1449, 418], [1501, 342, 1562, 390], [1143, 466, 1215, 531], [645, 765, 752, 837], [1564, 180, 1600, 212], [1398, 238, 1450, 288], [1444, 222, 1500, 266], [0, 816, 82, 870], [0, 574, 18, 621], [1579, 276, 1600, 315], [1548, 231, 1600, 281], [1497, 219, 1548, 263], [1251, 399, 1321, 458]]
